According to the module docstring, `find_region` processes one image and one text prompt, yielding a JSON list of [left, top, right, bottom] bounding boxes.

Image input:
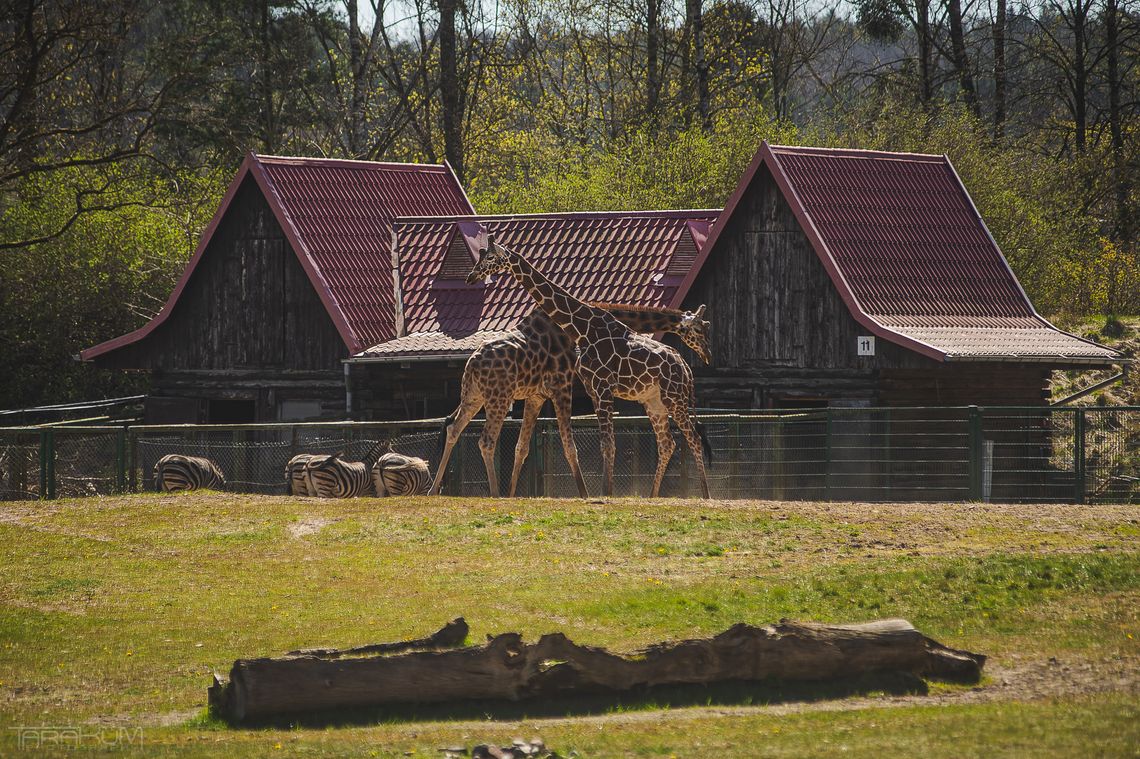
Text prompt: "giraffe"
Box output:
[[465, 236, 712, 499], [431, 303, 711, 498]]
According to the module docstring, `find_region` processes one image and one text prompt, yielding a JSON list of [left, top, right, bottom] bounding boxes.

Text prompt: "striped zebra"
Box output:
[[303, 441, 388, 498], [284, 453, 335, 496], [373, 451, 432, 496], [154, 454, 225, 493]]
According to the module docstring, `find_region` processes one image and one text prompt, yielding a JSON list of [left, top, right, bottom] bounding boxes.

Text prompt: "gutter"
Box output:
[[944, 354, 1131, 365], [1051, 364, 1130, 406], [343, 353, 473, 365]]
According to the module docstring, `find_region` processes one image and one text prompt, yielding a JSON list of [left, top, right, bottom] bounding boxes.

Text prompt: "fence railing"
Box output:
[[0, 407, 1137, 503]]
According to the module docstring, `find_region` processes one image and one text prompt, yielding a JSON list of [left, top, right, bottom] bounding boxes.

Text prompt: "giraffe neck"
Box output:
[[596, 304, 687, 334], [505, 249, 600, 342]]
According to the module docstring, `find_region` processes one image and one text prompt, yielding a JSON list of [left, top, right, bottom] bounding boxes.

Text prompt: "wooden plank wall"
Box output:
[[94, 176, 349, 421]]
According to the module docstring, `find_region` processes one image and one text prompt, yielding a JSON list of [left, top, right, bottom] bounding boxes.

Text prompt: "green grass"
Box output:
[[0, 494, 1137, 756]]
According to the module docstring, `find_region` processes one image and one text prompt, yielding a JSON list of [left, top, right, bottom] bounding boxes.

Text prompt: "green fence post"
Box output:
[[38, 429, 48, 499], [730, 415, 740, 499], [128, 429, 138, 492], [115, 429, 126, 493], [40, 428, 56, 500], [1074, 408, 1086, 505], [968, 406, 983, 501], [824, 409, 833, 501], [528, 417, 542, 497]]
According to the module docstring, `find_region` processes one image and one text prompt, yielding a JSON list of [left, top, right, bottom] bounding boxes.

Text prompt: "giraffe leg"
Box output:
[[508, 396, 545, 497], [590, 391, 616, 497], [644, 397, 675, 498], [480, 397, 510, 497], [552, 385, 588, 498], [431, 396, 482, 495], [668, 399, 711, 499]]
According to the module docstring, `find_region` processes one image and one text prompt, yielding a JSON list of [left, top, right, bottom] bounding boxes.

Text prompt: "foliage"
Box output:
[[0, 165, 224, 408], [1, 0, 1138, 406]]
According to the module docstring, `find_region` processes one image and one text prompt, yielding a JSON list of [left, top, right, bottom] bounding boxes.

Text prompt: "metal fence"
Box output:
[[0, 406, 1137, 503]]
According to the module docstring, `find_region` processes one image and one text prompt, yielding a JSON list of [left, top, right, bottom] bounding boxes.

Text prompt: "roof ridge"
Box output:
[[252, 153, 451, 171], [769, 144, 946, 162], [393, 209, 721, 223]]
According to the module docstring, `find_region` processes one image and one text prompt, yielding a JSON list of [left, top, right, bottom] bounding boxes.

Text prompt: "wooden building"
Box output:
[[670, 143, 1122, 408], [82, 143, 1123, 427], [80, 154, 473, 422]]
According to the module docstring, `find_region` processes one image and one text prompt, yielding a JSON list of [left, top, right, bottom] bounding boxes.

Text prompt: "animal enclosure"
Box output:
[[1, 406, 1137, 503]]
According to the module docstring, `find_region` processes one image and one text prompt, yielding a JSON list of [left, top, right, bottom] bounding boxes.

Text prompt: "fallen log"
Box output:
[[284, 617, 468, 659], [209, 618, 985, 723]]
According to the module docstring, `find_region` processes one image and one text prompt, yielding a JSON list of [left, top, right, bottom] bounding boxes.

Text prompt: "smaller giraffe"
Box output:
[[431, 303, 711, 498], [467, 237, 712, 498]]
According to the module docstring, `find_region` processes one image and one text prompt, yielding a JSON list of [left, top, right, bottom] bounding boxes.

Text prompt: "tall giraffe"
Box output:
[[466, 237, 712, 498], [431, 303, 711, 498]]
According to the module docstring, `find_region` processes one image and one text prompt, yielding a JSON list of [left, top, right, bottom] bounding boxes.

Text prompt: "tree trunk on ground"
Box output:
[[209, 618, 986, 723]]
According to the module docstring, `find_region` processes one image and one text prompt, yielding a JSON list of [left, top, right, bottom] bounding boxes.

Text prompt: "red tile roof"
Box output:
[[356, 211, 717, 358], [82, 154, 473, 360], [679, 142, 1120, 364]]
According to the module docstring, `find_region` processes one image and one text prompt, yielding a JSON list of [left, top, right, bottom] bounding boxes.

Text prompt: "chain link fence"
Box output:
[[1, 407, 1137, 503]]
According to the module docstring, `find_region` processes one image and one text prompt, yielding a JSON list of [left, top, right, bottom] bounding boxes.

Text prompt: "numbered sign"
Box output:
[[857, 336, 875, 356]]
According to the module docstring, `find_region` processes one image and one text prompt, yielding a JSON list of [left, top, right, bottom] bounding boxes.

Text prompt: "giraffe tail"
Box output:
[[695, 421, 714, 465]]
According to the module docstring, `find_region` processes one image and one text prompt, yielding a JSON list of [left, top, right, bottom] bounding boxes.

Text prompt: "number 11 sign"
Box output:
[[857, 336, 875, 356]]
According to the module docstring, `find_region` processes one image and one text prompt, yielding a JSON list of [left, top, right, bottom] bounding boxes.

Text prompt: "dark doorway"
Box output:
[[206, 399, 256, 423]]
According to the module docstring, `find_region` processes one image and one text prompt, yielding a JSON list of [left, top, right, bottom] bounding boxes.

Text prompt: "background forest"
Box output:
[[1, 0, 1137, 408]]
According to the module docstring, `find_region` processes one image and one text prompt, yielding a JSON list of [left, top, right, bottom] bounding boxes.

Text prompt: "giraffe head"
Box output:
[[467, 234, 510, 284], [676, 304, 711, 364]]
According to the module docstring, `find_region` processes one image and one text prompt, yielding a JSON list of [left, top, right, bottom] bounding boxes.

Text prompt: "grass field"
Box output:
[[1, 493, 1137, 757]]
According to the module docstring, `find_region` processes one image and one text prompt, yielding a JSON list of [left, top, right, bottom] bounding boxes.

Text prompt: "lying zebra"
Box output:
[[153, 454, 225, 492], [285, 444, 432, 498], [373, 451, 432, 496]]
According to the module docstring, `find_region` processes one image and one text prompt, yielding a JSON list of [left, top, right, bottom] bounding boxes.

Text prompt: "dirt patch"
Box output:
[[288, 516, 337, 539]]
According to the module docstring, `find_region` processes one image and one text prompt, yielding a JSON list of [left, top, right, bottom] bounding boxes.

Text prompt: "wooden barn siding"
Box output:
[[93, 176, 349, 421], [680, 163, 1050, 408], [97, 176, 346, 373]]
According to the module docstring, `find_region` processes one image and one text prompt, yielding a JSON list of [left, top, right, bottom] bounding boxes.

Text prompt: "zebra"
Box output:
[[303, 440, 388, 498], [284, 453, 332, 496], [153, 454, 225, 493], [373, 451, 432, 496]]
